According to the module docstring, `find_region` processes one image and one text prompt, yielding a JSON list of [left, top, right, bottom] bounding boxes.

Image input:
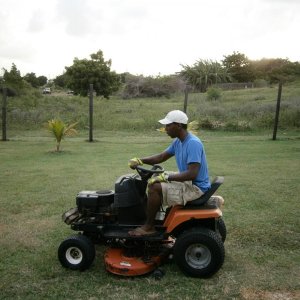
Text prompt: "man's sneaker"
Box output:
[[207, 195, 224, 209]]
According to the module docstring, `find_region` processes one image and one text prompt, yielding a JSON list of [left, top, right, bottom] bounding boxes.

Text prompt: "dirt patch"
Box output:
[[241, 288, 300, 300]]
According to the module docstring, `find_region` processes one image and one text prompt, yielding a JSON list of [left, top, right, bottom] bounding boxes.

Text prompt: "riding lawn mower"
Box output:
[[58, 165, 226, 278]]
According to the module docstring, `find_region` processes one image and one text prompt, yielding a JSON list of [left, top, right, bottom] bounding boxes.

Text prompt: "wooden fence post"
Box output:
[[89, 84, 94, 142], [2, 87, 7, 141], [183, 87, 188, 113], [272, 82, 282, 141]]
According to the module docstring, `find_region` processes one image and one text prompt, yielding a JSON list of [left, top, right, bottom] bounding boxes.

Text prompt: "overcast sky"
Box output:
[[0, 0, 299, 79]]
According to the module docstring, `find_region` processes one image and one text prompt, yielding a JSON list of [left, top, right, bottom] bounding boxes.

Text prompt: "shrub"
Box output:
[[224, 120, 251, 131], [206, 87, 222, 101], [254, 113, 275, 129], [199, 117, 224, 130], [254, 95, 266, 101]]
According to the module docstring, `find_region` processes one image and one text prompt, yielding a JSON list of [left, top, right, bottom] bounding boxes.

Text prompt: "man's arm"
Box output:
[[141, 151, 172, 165], [168, 163, 200, 182]]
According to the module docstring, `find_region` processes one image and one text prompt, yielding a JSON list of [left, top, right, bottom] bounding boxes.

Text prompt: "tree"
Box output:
[[65, 50, 121, 98], [252, 58, 300, 83], [222, 52, 255, 82], [53, 73, 68, 88], [37, 75, 48, 86], [23, 72, 39, 88], [121, 74, 184, 99], [2, 63, 24, 93], [20, 72, 47, 88]]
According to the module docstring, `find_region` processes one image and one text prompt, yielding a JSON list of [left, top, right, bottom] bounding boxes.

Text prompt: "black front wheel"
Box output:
[[58, 235, 95, 271], [173, 227, 225, 278]]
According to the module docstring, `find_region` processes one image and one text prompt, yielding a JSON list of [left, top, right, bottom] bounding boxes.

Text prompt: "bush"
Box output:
[[206, 87, 222, 101], [278, 101, 300, 128], [199, 117, 224, 130], [254, 95, 266, 101], [224, 120, 251, 131], [254, 113, 275, 129]]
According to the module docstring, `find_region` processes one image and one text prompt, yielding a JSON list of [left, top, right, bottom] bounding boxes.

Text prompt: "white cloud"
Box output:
[[0, 0, 299, 78], [55, 0, 94, 37], [28, 10, 47, 33]]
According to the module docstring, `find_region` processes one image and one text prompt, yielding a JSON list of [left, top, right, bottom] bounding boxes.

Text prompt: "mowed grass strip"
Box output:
[[0, 130, 299, 299]]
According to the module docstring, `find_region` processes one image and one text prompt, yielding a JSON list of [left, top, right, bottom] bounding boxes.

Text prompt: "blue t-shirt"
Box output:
[[166, 133, 211, 192]]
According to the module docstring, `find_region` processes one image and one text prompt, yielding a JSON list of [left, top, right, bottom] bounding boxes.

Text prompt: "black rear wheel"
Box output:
[[58, 235, 95, 271], [217, 218, 227, 242], [173, 227, 225, 278]]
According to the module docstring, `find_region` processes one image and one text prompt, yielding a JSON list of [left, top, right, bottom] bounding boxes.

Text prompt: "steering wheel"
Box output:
[[135, 164, 164, 179]]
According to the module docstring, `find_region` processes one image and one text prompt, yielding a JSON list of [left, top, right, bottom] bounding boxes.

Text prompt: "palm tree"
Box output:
[[180, 59, 231, 92], [47, 119, 78, 152]]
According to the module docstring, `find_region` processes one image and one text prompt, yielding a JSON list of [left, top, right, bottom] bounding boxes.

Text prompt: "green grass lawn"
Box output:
[[0, 129, 299, 299]]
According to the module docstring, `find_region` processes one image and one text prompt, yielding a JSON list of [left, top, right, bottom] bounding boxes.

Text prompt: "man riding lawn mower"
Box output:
[[58, 110, 226, 278]]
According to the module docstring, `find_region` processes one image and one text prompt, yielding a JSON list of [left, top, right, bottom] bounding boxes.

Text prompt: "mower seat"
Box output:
[[185, 176, 224, 207]]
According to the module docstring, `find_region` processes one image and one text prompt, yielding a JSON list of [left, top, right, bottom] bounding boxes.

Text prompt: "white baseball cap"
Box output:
[[159, 110, 188, 125]]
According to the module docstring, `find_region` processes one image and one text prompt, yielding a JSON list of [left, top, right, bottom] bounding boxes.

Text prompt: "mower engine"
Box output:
[[63, 190, 117, 225], [62, 173, 147, 226]]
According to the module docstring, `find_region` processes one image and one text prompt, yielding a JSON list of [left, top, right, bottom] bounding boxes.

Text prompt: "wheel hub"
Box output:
[[185, 243, 211, 269], [66, 247, 83, 265]]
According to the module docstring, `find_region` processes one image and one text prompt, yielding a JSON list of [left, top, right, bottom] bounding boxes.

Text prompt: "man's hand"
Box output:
[[148, 173, 169, 185], [128, 157, 143, 169]]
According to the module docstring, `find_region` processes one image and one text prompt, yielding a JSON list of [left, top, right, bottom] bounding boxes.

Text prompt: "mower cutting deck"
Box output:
[[103, 225, 172, 276], [104, 242, 172, 277]]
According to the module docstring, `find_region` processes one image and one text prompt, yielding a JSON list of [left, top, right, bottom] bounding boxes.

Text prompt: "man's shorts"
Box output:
[[161, 180, 204, 207]]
